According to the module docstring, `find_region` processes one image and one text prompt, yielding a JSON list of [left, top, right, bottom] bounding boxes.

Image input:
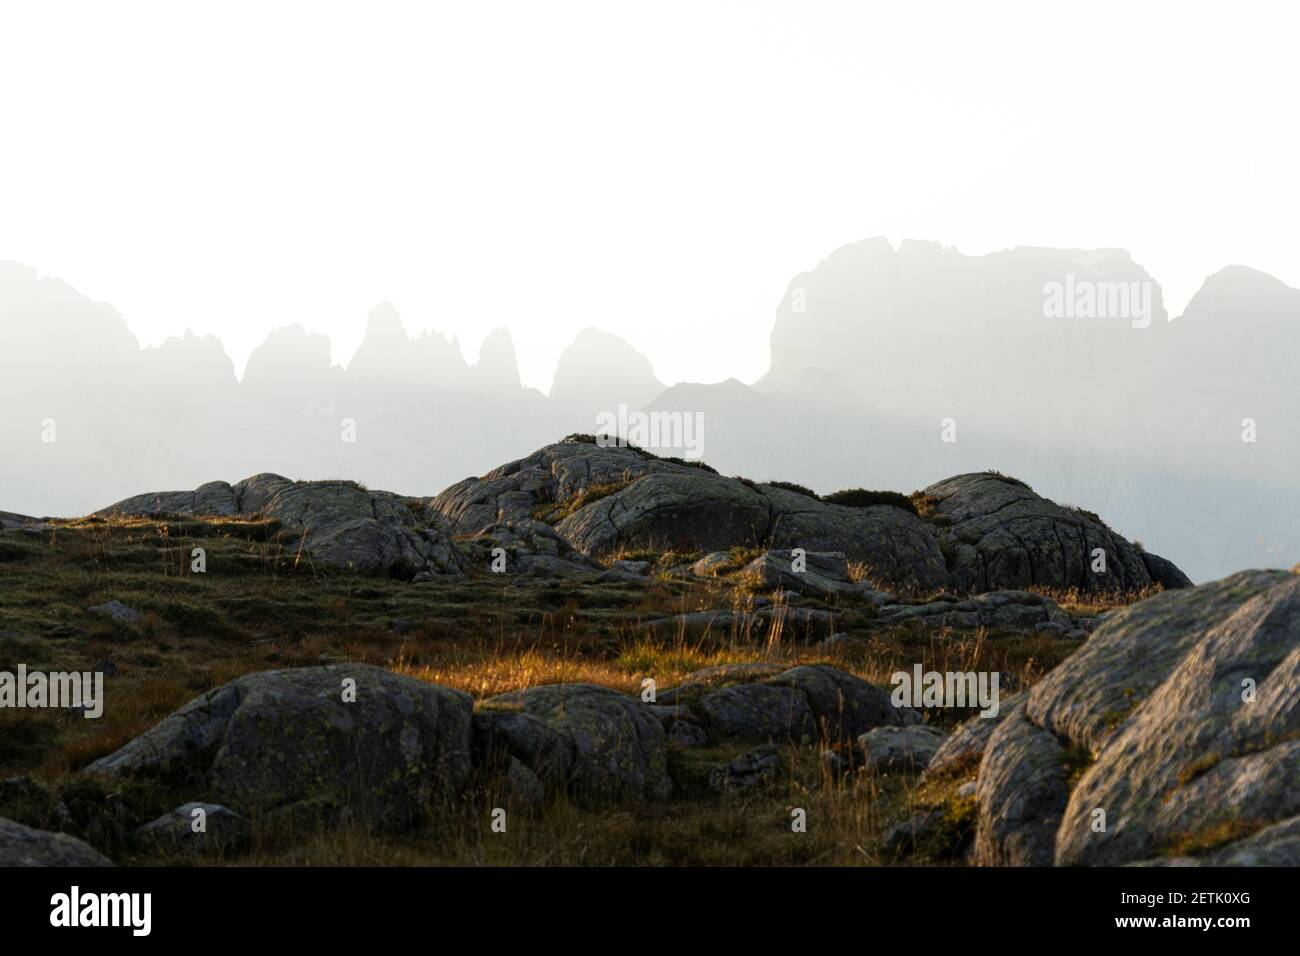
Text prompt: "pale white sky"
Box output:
[[2, 0, 1297, 391]]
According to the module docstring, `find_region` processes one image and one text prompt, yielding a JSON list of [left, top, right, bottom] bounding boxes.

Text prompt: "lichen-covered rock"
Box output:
[[0, 816, 113, 866], [973, 703, 1071, 866], [1049, 573, 1300, 866], [1137, 816, 1300, 867], [475, 684, 671, 801], [99, 475, 469, 579], [920, 473, 1186, 594], [85, 665, 474, 831], [971, 570, 1299, 867]]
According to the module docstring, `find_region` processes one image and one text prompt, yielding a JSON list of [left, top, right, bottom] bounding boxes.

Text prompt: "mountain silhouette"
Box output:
[[1, 244, 1296, 581]]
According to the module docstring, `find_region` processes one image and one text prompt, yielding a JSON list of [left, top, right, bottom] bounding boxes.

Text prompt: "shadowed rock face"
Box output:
[[0, 816, 113, 866], [475, 683, 672, 802], [99, 475, 469, 578], [922, 472, 1177, 594], [964, 570, 1300, 866], [85, 665, 475, 831]]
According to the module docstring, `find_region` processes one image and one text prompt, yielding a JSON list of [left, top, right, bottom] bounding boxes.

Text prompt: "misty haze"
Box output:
[[1, 0, 1296, 913]]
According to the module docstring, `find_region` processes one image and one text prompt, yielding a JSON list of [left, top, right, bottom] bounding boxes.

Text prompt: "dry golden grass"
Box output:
[[1028, 583, 1163, 616]]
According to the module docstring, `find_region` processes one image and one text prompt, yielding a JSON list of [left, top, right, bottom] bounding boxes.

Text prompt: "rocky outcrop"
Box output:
[[0, 816, 112, 866], [86, 439, 1182, 598], [86, 665, 475, 831], [475, 683, 672, 802], [99, 475, 469, 579], [968, 570, 1299, 866], [433, 440, 948, 591], [920, 473, 1185, 594], [431, 440, 663, 534]]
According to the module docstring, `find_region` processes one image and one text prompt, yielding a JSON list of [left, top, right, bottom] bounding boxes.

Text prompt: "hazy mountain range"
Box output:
[[2, 241, 1297, 583]]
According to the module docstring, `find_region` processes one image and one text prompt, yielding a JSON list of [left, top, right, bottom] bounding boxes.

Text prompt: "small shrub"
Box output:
[[909, 492, 951, 524], [658, 456, 718, 474], [766, 480, 819, 499]]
